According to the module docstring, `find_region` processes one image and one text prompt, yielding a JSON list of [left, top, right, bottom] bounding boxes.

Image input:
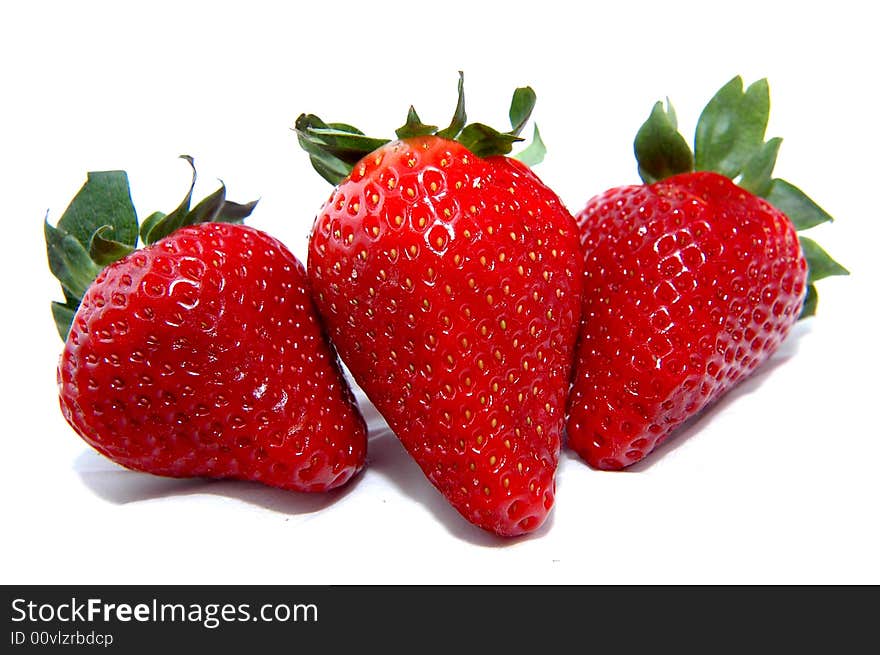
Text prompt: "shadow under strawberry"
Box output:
[[73, 449, 364, 515]]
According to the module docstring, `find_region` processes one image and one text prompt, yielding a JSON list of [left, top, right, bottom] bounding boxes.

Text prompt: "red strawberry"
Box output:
[[567, 77, 847, 470], [295, 74, 582, 535], [47, 158, 367, 491]]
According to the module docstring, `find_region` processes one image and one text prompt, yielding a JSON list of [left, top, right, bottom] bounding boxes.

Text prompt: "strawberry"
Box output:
[[567, 77, 848, 470], [46, 157, 367, 491], [295, 74, 582, 535]]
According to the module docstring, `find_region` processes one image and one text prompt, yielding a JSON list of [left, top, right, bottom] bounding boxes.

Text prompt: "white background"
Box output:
[[1, 1, 877, 584]]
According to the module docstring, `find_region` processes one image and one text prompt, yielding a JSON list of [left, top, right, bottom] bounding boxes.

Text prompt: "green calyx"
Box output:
[[45, 156, 258, 341], [294, 71, 547, 186], [633, 76, 848, 319]]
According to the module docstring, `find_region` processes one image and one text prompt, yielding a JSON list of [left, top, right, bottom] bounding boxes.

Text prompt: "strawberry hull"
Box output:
[[308, 137, 583, 536]]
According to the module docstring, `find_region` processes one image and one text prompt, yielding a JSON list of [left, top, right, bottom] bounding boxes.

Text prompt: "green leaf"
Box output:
[[141, 155, 198, 244], [294, 113, 390, 185], [327, 122, 364, 133], [634, 99, 694, 183], [741, 79, 770, 129], [57, 170, 138, 249], [305, 152, 354, 186], [797, 236, 847, 320], [508, 86, 536, 137], [327, 122, 365, 133], [45, 220, 101, 300], [695, 76, 746, 171], [395, 106, 438, 139], [514, 124, 547, 167], [457, 123, 522, 158], [306, 127, 391, 156], [437, 71, 467, 140], [89, 225, 135, 266], [666, 99, 679, 129], [215, 198, 259, 223], [739, 137, 782, 197], [139, 211, 166, 243], [694, 76, 770, 178], [183, 182, 259, 225], [296, 115, 389, 163], [53, 286, 83, 340], [799, 283, 818, 319], [799, 236, 849, 283], [765, 178, 834, 230], [186, 183, 228, 224], [51, 300, 78, 341], [296, 119, 357, 184]]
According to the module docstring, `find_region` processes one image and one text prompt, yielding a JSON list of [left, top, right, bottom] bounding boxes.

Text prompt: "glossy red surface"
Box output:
[[309, 137, 583, 535], [568, 172, 807, 469], [59, 223, 367, 491]]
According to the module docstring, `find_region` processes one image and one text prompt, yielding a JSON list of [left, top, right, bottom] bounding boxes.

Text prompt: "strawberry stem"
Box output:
[[436, 72, 467, 140], [294, 72, 545, 186]]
